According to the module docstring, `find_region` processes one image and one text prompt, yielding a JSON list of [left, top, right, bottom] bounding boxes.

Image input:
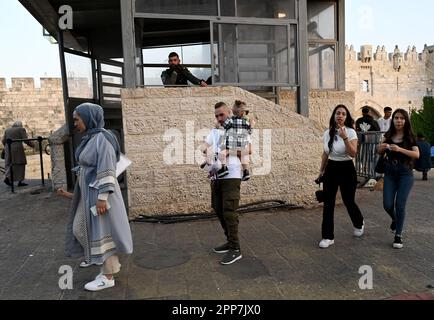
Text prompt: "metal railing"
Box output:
[[5, 136, 48, 193], [355, 132, 385, 181]]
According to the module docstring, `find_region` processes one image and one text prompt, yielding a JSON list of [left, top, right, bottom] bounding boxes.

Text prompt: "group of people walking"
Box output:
[[5, 98, 429, 292], [317, 105, 422, 250]]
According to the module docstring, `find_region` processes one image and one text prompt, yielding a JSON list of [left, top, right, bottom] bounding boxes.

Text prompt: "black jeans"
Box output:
[[322, 160, 364, 240], [211, 179, 241, 250]]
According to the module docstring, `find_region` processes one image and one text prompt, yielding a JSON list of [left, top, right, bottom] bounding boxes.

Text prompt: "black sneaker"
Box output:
[[241, 169, 250, 181], [18, 182, 28, 187], [390, 221, 396, 234], [393, 235, 403, 249], [200, 161, 207, 169], [220, 250, 242, 265], [4, 178, 11, 186], [217, 165, 229, 178], [213, 243, 230, 254]]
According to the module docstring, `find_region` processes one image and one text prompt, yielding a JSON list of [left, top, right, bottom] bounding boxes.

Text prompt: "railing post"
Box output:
[[38, 136, 45, 186], [6, 138, 14, 193]]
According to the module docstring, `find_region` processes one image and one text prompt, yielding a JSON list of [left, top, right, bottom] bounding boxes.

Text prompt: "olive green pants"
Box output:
[[211, 179, 241, 250]]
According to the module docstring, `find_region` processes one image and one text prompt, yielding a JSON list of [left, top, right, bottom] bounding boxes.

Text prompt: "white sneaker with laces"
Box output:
[[319, 239, 335, 249], [79, 261, 103, 268], [84, 275, 115, 291], [354, 224, 365, 237]]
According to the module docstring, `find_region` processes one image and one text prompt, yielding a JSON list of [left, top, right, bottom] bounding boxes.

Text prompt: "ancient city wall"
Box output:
[[346, 44, 434, 118], [279, 89, 355, 129], [0, 78, 65, 137]]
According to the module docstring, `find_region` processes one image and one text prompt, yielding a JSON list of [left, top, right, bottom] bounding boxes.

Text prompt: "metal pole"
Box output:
[[7, 139, 14, 193], [38, 136, 45, 186]]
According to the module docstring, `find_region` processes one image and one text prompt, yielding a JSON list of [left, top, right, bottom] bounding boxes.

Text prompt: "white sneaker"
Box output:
[[84, 275, 115, 291], [80, 261, 103, 268], [319, 239, 335, 249], [354, 224, 365, 237]]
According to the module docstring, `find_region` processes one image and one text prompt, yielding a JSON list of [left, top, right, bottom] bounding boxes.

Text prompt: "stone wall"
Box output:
[[346, 44, 434, 118], [0, 78, 65, 137], [48, 124, 69, 191], [279, 89, 355, 129], [121, 87, 325, 218]]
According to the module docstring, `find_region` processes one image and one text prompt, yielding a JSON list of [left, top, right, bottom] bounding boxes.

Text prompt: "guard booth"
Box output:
[[19, 0, 346, 199]]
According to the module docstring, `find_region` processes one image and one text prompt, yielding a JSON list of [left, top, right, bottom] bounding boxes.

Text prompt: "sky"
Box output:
[[0, 0, 433, 85], [345, 0, 434, 51]]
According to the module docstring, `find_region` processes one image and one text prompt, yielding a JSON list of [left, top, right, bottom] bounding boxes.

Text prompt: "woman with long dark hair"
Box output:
[[317, 105, 365, 249], [378, 109, 419, 249]]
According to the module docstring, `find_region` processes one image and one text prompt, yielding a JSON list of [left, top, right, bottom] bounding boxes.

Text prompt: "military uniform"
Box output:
[[161, 65, 204, 86]]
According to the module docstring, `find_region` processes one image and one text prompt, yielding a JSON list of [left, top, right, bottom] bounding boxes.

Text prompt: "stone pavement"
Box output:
[[0, 172, 433, 300]]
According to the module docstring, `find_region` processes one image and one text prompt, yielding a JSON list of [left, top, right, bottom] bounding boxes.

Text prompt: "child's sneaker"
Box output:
[[217, 165, 229, 178], [242, 169, 251, 181]]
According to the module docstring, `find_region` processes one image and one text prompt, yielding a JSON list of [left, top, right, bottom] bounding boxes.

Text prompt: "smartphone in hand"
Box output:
[[90, 201, 111, 216]]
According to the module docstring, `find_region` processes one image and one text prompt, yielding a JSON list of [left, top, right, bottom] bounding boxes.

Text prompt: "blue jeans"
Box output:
[[383, 163, 414, 236]]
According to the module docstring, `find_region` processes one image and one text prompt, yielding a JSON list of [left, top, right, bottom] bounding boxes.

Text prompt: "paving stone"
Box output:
[[0, 177, 432, 299]]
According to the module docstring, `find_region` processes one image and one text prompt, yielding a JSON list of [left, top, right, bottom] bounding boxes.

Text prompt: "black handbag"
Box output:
[[375, 154, 387, 174], [316, 188, 325, 203], [315, 176, 325, 203]]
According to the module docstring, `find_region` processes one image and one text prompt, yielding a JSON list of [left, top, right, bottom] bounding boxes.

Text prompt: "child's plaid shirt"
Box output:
[[222, 116, 252, 150]]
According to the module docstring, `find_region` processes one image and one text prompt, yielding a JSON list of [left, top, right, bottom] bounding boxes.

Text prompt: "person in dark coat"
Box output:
[[2, 121, 34, 187], [414, 133, 432, 180], [356, 107, 380, 132], [161, 52, 208, 87]]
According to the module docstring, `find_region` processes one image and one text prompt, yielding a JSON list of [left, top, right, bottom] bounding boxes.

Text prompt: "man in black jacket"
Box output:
[[161, 52, 208, 87], [356, 107, 380, 132]]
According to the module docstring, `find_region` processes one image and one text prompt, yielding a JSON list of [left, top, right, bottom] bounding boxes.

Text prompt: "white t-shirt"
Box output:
[[323, 127, 358, 161], [377, 118, 391, 132], [205, 128, 242, 179]]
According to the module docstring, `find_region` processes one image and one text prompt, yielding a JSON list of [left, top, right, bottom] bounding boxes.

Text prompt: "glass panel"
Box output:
[[143, 67, 166, 85], [142, 44, 211, 85], [64, 53, 93, 98], [214, 23, 295, 85], [289, 24, 297, 84], [220, 0, 235, 16], [101, 63, 122, 75], [307, 1, 336, 40], [213, 24, 237, 83], [102, 75, 122, 85], [135, 0, 218, 16], [235, 0, 296, 19], [103, 86, 121, 96], [143, 45, 210, 65], [143, 46, 182, 64], [181, 44, 211, 64], [309, 44, 336, 89]]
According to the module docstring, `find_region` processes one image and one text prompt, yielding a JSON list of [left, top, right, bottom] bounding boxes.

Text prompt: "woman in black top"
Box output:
[[378, 109, 419, 249]]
